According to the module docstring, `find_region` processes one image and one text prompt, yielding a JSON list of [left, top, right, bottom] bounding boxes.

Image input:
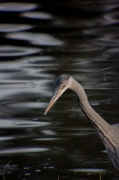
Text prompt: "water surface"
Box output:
[[0, 1, 119, 180]]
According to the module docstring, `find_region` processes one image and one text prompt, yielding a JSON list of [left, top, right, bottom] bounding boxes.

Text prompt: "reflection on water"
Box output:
[[0, 119, 51, 128], [0, 2, 38, 12], [6, 32, 63, 46], [0, 0, 119, 180], [0, 24, 32, 32], [0, 147, 49, 155], [20, 12, 54, 20], [0, 46, 41, 57]]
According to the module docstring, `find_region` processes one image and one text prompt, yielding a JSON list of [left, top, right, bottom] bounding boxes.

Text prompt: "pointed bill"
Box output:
[[44, 90, 60, 115], [44, 86, 68, 115]]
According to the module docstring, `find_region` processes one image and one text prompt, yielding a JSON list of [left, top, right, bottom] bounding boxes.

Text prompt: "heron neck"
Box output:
[[71, 79, 110, 132]]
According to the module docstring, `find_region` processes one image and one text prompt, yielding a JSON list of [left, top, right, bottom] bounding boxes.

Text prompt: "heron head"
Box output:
[[44, 74, 71, 115]]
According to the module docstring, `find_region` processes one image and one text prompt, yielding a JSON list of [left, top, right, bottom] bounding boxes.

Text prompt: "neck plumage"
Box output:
[[70, 78, 110, 135], [68, 77, 119, 171]]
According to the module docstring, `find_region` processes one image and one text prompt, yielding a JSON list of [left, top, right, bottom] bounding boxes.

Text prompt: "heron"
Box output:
[[44, 74, 119, 170]]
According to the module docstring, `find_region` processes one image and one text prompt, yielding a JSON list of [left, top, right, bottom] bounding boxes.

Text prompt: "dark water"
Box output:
[[0, 1, 119, 180]]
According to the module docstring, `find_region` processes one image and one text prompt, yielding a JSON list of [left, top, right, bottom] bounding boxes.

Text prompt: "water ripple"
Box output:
[[0, 2, 38, 12], [69, 168, 106, 173], [20, 11, 54, 20], [0, 147, 49, 155], [92, 35, 119, 47], [9, 102, 47, 109], [0, 46, 41, 57], [0, 24, 32, 33], [80, 1, 119, 12], [0, 136, 14, 141], [5, 32, 63, 46], [104, 10, 119, 24], [0, 119, 51, 128]]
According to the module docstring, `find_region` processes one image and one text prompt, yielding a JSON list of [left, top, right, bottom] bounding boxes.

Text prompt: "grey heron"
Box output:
[[44, 74, 119, 170]]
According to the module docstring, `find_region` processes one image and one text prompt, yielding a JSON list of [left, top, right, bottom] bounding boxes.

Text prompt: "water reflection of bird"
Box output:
[[44, 74, 119, 170]]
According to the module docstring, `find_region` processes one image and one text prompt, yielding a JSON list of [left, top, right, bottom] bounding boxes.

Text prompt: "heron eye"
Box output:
[[62, 85, 65, 88]]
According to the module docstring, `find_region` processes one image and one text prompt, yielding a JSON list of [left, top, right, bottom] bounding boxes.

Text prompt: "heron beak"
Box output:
[[44, 89, 63, 115]]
